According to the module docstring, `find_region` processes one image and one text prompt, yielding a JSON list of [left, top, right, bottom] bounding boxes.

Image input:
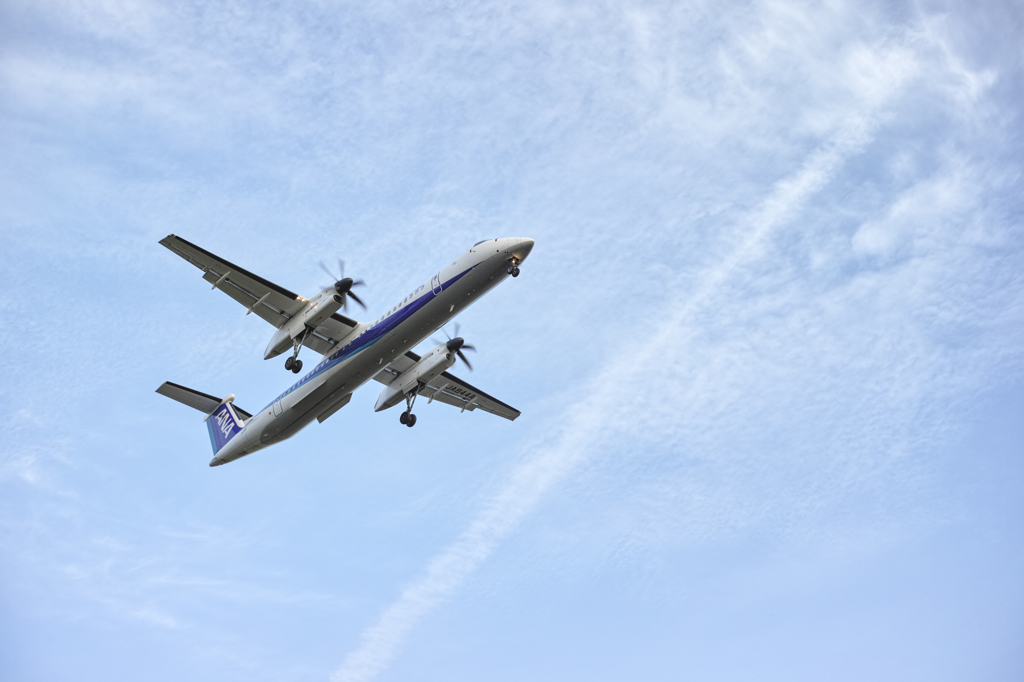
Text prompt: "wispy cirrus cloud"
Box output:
[[331, 33, 928, 680], [2, 1, 1022, 680]]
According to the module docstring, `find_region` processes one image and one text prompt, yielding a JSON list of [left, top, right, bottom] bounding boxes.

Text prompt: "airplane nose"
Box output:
[[514, 238, 535, 262]]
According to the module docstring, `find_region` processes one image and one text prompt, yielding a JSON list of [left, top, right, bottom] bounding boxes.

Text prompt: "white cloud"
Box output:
[[329, 3, 1024, 677], [133, 607, 180, 629], [331, 42, 913, 679], [2, 1, 1021, 679], [852, 166, 977, 258]]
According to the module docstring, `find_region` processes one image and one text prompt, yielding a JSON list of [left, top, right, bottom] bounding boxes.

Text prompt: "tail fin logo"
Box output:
[[215, 408, 234, 438], [206, 403, 243, 454]]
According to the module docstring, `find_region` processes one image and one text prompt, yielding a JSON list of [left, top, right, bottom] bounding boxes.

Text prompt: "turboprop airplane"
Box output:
[[155, 235, 534, 466]]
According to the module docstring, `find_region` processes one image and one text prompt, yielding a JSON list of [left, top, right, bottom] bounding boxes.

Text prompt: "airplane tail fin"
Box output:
[[156, 381, 252, 454], [205, 402, 245, 454]]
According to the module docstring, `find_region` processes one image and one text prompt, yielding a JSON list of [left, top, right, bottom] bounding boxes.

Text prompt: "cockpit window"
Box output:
[[473, 239, 494, 247]]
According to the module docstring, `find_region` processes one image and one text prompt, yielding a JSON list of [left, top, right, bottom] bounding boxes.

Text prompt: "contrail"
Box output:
[[331, 50, 916, 682]]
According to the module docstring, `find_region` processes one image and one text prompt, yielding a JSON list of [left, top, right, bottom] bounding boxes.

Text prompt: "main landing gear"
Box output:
[[284, 329, 310, 374], [399, 389, 419, 427], [506, 257, 521, 278]]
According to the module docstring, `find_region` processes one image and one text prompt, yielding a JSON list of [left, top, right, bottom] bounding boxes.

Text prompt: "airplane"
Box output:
[[155, 235, 534, 467]]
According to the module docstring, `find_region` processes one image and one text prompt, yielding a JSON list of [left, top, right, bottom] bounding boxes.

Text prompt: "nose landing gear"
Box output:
[[506, 257, 521, 278]]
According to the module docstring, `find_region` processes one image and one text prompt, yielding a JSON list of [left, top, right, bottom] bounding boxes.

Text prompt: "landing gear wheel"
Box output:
[[400, 411, 408, 425], [284, 356, 294, 370], [507, 265, 515, 275], [291, 359, 303, 373], [512, 266, 520, 278], [406, 414, 417, 427]]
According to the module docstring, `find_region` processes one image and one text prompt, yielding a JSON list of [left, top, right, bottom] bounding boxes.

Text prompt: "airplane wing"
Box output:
[[373, 351, 521, 421], [159, 234, 360, 355]]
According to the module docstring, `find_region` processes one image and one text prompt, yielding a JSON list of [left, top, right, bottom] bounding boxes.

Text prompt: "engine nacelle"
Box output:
[[264, 289, 345, 359], [374, 346, 456, 411]]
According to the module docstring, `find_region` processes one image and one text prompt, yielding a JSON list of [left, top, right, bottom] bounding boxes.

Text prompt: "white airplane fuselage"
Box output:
[[209, 237, 534, 466]]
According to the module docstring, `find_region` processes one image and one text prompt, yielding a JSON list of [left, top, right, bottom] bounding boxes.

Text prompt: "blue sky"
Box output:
[[2, 0, 1023, 680]]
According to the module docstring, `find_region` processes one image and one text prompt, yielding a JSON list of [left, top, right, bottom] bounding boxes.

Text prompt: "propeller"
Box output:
[[432, 323, 476, 372], [319, 258, 367, 311]]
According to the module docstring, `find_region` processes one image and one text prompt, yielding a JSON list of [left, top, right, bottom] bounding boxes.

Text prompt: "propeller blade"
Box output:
[[317, 258, 367, 309], [461, 343, 476, 353], [347, 291, 367, 310], [456, 349, 473, 371]]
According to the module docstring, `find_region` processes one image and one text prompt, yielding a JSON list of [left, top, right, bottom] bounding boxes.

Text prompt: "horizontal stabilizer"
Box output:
[[156, 381, 253, 420]]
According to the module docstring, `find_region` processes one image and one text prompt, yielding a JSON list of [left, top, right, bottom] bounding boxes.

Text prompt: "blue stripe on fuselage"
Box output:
[[259, 266, 475, 412]]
